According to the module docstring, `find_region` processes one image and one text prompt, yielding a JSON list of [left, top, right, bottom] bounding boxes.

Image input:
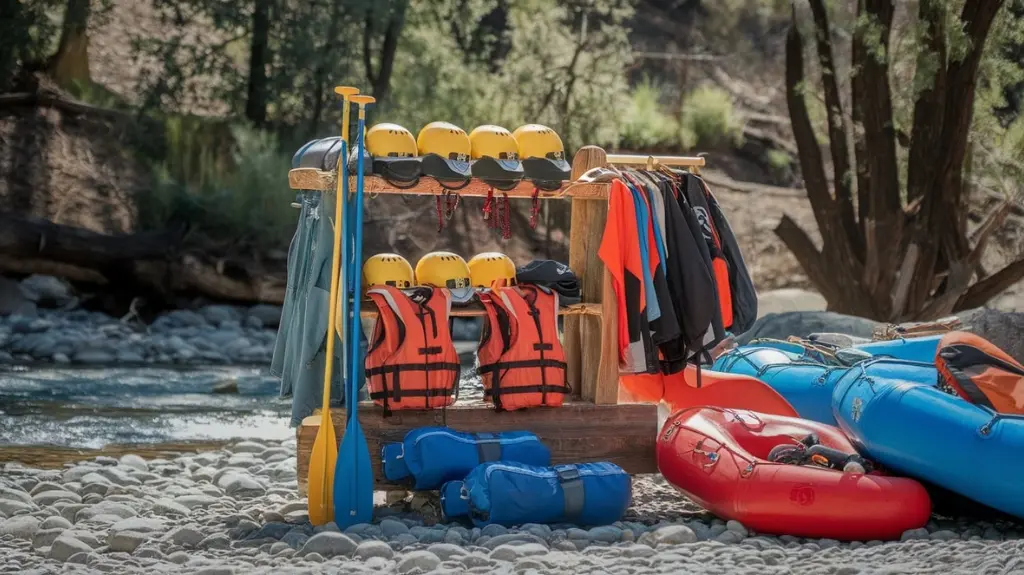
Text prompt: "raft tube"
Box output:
[[833, 370, 1024, 520], [657, 406, 931, 540], [852, 334, 943, 363], [713, 349, 938, 425]]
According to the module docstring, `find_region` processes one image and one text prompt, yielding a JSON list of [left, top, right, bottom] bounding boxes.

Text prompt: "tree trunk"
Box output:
[[245, 0, 271, 127], [364, 0, 408, 105], [308, 0, 345, 138], [50, 0, 92, 88]]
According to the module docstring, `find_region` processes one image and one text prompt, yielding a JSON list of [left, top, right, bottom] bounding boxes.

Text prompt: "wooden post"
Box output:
[[564, 146, 618, 404]]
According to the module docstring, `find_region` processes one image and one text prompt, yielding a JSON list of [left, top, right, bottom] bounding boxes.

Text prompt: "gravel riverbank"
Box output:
[[2, 440, 1023, 574]]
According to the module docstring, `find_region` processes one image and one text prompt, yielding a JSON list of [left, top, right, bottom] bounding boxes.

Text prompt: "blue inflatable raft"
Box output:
[[853, 335, 943, 363], [833, 367, 1024, 520], [713, 348, 937, 425]]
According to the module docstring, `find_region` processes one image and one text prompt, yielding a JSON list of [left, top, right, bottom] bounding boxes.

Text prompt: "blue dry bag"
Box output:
[[380, 427, 550, 490], [440, 461, 632, 527]]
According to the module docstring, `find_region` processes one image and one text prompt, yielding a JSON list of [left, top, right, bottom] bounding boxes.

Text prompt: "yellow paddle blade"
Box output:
[[307, 411, 338, 526]]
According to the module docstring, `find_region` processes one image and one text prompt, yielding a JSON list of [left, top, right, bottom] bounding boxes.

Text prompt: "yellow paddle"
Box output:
[[308, 85, 359, 526]]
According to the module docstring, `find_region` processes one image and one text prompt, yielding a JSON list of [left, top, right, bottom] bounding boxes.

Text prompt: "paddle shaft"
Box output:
[[348, 102, 369, 417], [337, 90, 355, 393]]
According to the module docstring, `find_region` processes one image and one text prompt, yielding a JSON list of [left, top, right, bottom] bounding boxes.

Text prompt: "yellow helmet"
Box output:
[[512, 124, 571, 190], [417, 122, 472, 185], [362, 253, 414, 290], [468, 252, 517, 289], [469, 125, 523, 190], [415, 251, 474, 303], [366, 123, 421, 186]]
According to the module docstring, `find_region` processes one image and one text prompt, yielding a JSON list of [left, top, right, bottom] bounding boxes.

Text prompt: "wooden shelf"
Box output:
[[355, 301, 600, 318], [296, 401, 657, 492], [288, 169, 609, 200]]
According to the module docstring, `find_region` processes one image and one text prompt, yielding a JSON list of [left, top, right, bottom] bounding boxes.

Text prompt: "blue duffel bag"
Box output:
[[440, 461, 632, 527], [380, 427, 550, 490]]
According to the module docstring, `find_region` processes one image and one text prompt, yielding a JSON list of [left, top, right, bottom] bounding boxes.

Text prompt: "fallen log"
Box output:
[[0, 212, 285, 311]]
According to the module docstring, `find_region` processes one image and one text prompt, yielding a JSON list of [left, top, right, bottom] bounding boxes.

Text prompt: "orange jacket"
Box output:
[[936, 331, 1024, 415], [365, 286, 461, 412], [478, 284, 569, 410]]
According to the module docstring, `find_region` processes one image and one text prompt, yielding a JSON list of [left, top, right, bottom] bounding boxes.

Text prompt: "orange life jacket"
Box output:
[[365, 285, 461, 412], [477, 284, 570, 410], [935, 331, 1024, 415]]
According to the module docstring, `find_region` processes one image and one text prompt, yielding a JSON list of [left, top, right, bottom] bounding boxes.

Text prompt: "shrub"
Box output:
[[619, 80, 679, 150], [681, 86, 742, 148]]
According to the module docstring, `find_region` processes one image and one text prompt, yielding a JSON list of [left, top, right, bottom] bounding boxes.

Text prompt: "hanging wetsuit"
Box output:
[[477, 284, 570, 410], [682, 173, 734, 333], [365, 286, 461, 413], [699, 178, 758, 334], [599, 179, 651, 373], [674, 176, 726, 355]]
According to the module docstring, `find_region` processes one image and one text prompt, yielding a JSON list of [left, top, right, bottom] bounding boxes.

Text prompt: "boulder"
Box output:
[[736, 311, 880, 345]]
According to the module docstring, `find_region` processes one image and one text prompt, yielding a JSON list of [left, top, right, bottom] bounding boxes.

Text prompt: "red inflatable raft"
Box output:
[[657, 406, 931, 540]]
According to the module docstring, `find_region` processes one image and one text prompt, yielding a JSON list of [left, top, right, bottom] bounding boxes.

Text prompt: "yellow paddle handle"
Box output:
[[335, 86, 359, 145]]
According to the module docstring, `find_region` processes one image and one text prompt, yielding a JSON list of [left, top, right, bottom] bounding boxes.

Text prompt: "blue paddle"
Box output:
[[334, 94, 376, 528]]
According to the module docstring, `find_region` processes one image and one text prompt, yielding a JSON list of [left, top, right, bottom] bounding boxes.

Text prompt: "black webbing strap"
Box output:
[[483, 385, 572, 398], [473, 433, 502, 462], [369, 387, 455, 399], [366, 362, 462, 376], [555, 464, 584, 521]]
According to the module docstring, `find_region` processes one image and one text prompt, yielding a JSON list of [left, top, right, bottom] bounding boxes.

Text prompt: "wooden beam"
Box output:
[[287, 169, 609, 200], [295, 402, 658, 493], [605, 153, 705, 168]]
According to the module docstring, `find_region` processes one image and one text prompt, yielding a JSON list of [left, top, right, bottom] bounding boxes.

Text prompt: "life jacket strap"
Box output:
[[370, 388, 456, 399], [417, 346, 443, 355], [366, 362, 462, 376], [477, 358, 568, 373]]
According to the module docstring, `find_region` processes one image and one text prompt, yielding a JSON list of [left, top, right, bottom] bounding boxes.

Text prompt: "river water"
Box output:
[[0, 351, 482, 463]]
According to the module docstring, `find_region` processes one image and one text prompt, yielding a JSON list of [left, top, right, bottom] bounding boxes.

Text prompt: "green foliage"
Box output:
[[682, 86, 741, 148], [0, 0, 62, 91], [617, 80, 679, 150], [139, 120, 293, 250]]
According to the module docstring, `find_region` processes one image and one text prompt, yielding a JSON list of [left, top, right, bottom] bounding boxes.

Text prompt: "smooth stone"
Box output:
[[151, 498, 190, 517], [195, 568, 235, 575], [588, 526, 623, 543], [107, 530, 150, 553], [0, 500, 37, 516], [427, 543, 468, 561], [621, 543, 656, 558], [444, 529, 465, 545], [216, 473, 265, 497], [481, 533, 547, 550], [411, 525, 444, 544], [355, 539, 395, 560], [133, 547, 164, 559], [32, 527, 64, 549], [32, 490, 82, 506], [380, 518, 410, 537], [391, 533, 418, 549], [167, 551, 190, 564], [29, 481, 67, 496], [901, 528, 930, 542], [167, 526, 205, 547], [298, 532, 358, 557], [49, 535, 93, 562], [41, 516, 72, 530], [726, 520, 748, 538], [304, 552, 325, 562], [716, 530, 745, 544], [66, 551, 92, 565], [0, 515, 39, 539], [642, 525, 697, 547], [172, 495, 218, 510], [282, 529, 309, 549], [931, 530, 960, 541], [245, 521, 293, 541], [118, 455, 149, 472], [489, 542, 549, 562], [397, 550, 441, 573], [199, 533, 231, 550], [110, 517, 164, 533], [0, 486, 35, 505], [284, 510, 308, 524], [64, 529, 102, 549], [228, 519, 260, 539], [480, 524, 508, 537], [76, 502, 136, 522], [270, 541, 292, 555]]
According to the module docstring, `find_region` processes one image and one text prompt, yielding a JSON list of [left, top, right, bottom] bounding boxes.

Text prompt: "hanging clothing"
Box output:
[[674, 176, 726, 354], [628, 181, 661, 324], [598, 179, 651, 373], [700, 178, 758, 334], [478, 285, 570, 410], [681, 173, 734, 333]]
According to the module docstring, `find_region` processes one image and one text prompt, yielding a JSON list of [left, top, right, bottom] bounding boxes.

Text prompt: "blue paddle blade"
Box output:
[[335, 111, 375, 528]]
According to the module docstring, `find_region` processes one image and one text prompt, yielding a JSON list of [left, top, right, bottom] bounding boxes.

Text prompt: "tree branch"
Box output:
[[807, 0, 860, 258], [774, 215, 835, 303], [955, 256, 1024, 311]]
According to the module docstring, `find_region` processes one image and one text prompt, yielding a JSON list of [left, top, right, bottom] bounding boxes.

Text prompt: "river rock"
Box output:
[[298, 532, 358, 557], [32, 490, 81, 506], [167, 526, 205, 548], [111, 517, 164, 533], [726, 520, 749, 538], [199, 533, 230, 550], [108, 530, 150, 553], [248, 305, 282, 328], [957, 308, 1024, 362], [167, 551, 190, 564], [216, 473, 265, 497], [736, 311, 879, 344], [151, 499, 190, 517], [397, 550, 441, 573], [92, 467, 141, 487], [0, 515, 39, 539], [172, 495, 218, 510], [380, 518, 410, 537], [355, 539, 395, 560], [32, 527, 65, 549], [901, 528, 930, 541], [641, 525, 697, 547], [118, 455, 149, 472], [41, 516, 72, 530], [49, 535, 93, 562]]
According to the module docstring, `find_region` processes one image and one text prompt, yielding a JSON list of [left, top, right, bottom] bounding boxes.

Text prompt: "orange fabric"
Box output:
[[935, 331, 1024, 415], [619, 373, 665, 403], [365, 286, 460, 411], [712, 256, 733, 330], [599, 180, 646, 364], [661, 366, 798, 417], [478, 285, 570, 410]]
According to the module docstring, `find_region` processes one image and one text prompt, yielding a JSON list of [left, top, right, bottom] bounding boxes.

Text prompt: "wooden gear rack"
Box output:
[[292, 145, 706, 493]]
